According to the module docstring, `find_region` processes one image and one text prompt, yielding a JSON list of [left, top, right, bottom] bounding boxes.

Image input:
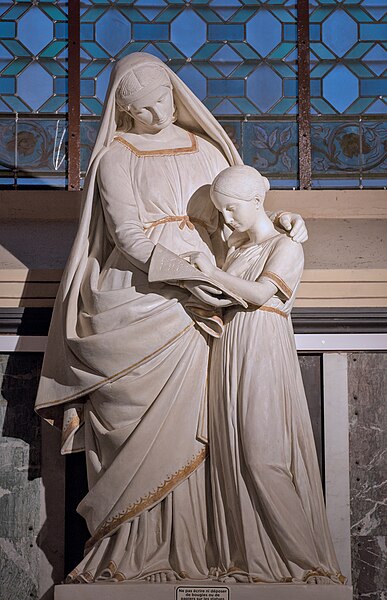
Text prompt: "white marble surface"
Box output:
[[55, 582, 353, 600]]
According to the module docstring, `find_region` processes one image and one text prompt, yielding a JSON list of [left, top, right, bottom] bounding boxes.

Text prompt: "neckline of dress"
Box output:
[[238, 231, 281, 250], [114, 131, 198, 157]]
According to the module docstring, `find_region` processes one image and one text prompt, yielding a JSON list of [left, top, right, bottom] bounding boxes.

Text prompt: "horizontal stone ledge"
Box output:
[[1, 189, 386, 221]]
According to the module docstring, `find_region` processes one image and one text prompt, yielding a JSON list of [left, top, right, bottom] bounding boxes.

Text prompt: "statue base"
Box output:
[[55, 581, 353, 600]]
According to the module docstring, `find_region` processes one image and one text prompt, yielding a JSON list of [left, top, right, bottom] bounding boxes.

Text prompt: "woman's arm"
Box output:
[[187, 252, 278, 307]]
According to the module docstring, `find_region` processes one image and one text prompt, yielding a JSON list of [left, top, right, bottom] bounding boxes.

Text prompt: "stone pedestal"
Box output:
[[55, 582, 353, 600]]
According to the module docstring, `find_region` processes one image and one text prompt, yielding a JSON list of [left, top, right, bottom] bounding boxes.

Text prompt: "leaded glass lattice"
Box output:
[[80, 0, 298, 116], [0, 1, 68, 113], [309, 0, 387, 115]]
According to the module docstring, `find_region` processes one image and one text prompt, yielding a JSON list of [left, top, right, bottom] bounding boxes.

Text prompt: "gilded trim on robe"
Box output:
[[261, 270, 293, 300], [258, 305, 288, 319], [84, 446, 207, 552], [114, 132, 198, 157], [37, 323, 194, 410], [144, 215, 208, 232]]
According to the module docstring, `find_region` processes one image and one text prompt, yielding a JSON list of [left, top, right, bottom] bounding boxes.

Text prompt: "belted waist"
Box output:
[[144, 215, 207, 232]]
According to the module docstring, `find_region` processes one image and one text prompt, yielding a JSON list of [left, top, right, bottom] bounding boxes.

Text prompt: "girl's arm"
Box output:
[[187, 252, 278, 307]]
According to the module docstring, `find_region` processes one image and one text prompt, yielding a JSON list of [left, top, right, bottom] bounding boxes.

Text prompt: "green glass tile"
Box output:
[[229, 8, 256, 23], [271, 63, 295, 77], [81, 60, 107, 78], [269, 97, 295, 114], [82, 42, 109, 59], [40, 96, 67, 112], [119, 8, 148, 23], [346, 97, 374, 114], [3, 95, 30, 111], [40, 59, 66, 76], [310, 7, 334, 23], [81, 98, 103, 115], [40, 41, 67, 58], [3, 4, 30, 20], [345, 42, 373, 60], [195, 8, 223, 23], [229, 42, 259, 60], [310, 43, 336, 60], [155, 42, 185, 60], [311, 98, 336, 114], [346, 7, 374, 23], [192, 43, 222, 60], [271, 8, 295, 23], [268, 42, 295, 60], [0, 22, 16, 39], [347, 63, 374, 78], [310, 62, 333, 78], [118, 42, 147, 58], [231, 63, 257, 78], [194, 62, 223, 78], [2, 58, 31, 76], [39, 4, 67, 20], [155, 7, 182, 23], [203, 97, 220, 111], [81, 7, 106, 22], [231, 97, 258, 114], [1, 40, 30, 57]]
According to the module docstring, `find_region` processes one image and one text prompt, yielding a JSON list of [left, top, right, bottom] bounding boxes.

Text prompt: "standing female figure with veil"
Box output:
[[35, 53, 306, 583]]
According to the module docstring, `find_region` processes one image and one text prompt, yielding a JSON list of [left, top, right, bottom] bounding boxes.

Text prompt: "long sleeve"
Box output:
[[97, 149, 155, 270]]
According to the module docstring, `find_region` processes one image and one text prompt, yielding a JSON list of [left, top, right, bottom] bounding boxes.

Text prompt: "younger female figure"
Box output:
[[189, 165, 345, 585]]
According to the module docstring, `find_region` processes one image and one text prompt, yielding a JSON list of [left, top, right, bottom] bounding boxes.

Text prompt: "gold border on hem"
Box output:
[[85, 446, 207, 552], [258, 306, 288, 319], [114, 132, 198, 157]]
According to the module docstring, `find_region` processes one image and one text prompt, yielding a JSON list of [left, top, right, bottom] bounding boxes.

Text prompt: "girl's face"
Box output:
[[211, 190, 258, 233], [127, 85, 174, 132]]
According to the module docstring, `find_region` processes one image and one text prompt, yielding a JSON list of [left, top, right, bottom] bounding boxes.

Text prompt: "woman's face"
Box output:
[[211, 190, 258, 233], [127, 85, 174, 132]]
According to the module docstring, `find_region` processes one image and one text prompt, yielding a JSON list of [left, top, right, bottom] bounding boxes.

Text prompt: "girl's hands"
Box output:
[[180, 251, 216, 276]]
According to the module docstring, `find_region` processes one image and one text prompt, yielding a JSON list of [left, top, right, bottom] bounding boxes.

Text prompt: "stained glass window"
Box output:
[[0, 0, 386, 189], [80, 0, 298, 117]]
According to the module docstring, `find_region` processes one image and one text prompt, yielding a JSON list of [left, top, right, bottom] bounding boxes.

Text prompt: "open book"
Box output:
[[148, 244, 248, 308]]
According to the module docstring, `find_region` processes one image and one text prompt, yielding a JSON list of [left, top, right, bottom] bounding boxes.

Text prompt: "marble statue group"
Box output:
[[35, 53, 345, 586]]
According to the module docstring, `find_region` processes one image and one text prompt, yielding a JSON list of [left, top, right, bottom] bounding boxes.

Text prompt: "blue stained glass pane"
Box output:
[[346, 42, 373, 59], [82, 41, 110, 58], [309, 24, 320, 41], [362, 0, 386, 21], [322, 10, 357, 58], [0, 21, 16, 38], [269, 42, 295, 60], [310, 43, 335, 60], [346, 97, 374, 114], [360, 79, 387, 95], [81, 98, 103, 115], [17, 62, 53, 111], [283, 24, 297, 42], [360, 24, 387, 41], [208, 24, 244, 40], [136, 0, 166, 21], [208, 79, 244, 96], [243, 121, 298, 176], [54, 78, 68, 94], [177, 64, 206, 99], [229, 42, 259, 60], [132, 24, 169, 41], [247, 65, 282, 112], [323, 65, 359, 113], [212, 44, 242, 76], [0, 77, 15, 93], [310, 79, 321, 96], [155, 7, 182, 23], [3, 95, 30, 112], [18, 8, 53, 55], [55, 22, 68, 39], [270, 98, 297, 114], [365, 99, 387, 114], [95, 9, 131, 56], [171, 10, 206, 57], [155, 42, 185, 59], [96, 63, 113, 103], [143, 43, 166, 61], [363, 44, 387, 76], [283, 79, 297, 96], [211, 0, 241, 21], [80, 24, 94, 41], [213, 99, 240, 115], [81, 79, 95, 96], [246, 11, 281, 57]]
